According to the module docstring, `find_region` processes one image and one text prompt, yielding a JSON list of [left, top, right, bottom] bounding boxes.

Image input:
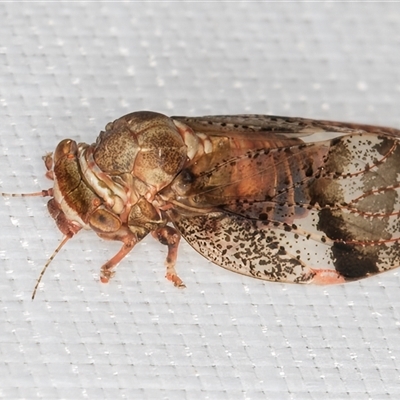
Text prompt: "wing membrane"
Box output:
[[166, 128, 400, 283]]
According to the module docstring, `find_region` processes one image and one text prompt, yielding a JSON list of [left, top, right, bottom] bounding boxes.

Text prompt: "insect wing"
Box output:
[[168, 139, 336, 284], [168, 127, 400, 283], [173, 114, 400, 138], [170, 211, 333, 284]]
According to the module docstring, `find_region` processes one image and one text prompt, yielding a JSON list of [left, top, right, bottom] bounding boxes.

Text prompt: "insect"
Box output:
[[3, 111, 400, 298]]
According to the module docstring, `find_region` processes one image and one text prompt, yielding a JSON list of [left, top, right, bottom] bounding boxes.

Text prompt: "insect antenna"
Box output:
[[1, 189, 57, 299], [1, 189, 53, 198], [31, 235, 71, 300]]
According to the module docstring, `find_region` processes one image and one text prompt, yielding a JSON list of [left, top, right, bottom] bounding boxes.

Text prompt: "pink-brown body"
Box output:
[[7, 111, 400, 296]]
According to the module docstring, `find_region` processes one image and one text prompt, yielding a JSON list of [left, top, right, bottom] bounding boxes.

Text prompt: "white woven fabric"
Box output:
[[1, 3, 400, 399]]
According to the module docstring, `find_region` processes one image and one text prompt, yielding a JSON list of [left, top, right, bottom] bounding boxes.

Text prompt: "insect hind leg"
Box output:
[[303, 268, 346, 284]]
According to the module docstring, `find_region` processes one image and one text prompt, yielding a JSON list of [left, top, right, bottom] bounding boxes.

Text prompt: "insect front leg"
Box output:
[[151, 226, 185, 288], [124, 197, 186, 288], [96, 225, 142, 283]]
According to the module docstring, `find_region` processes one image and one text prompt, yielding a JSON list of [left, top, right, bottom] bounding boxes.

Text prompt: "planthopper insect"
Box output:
[[3, 111, 400, 298]]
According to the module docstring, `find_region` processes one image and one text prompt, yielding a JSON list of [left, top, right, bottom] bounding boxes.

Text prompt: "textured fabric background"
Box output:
[[1, 2, 400, 399]]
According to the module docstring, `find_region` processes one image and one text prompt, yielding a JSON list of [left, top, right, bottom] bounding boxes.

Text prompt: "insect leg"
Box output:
[[151, 226, 185, 288], [97, 227, 140, 283], [301, 268, 346, 284]]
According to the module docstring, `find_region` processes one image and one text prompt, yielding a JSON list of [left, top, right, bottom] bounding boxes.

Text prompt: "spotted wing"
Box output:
[[167, 127, 400, 284]]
